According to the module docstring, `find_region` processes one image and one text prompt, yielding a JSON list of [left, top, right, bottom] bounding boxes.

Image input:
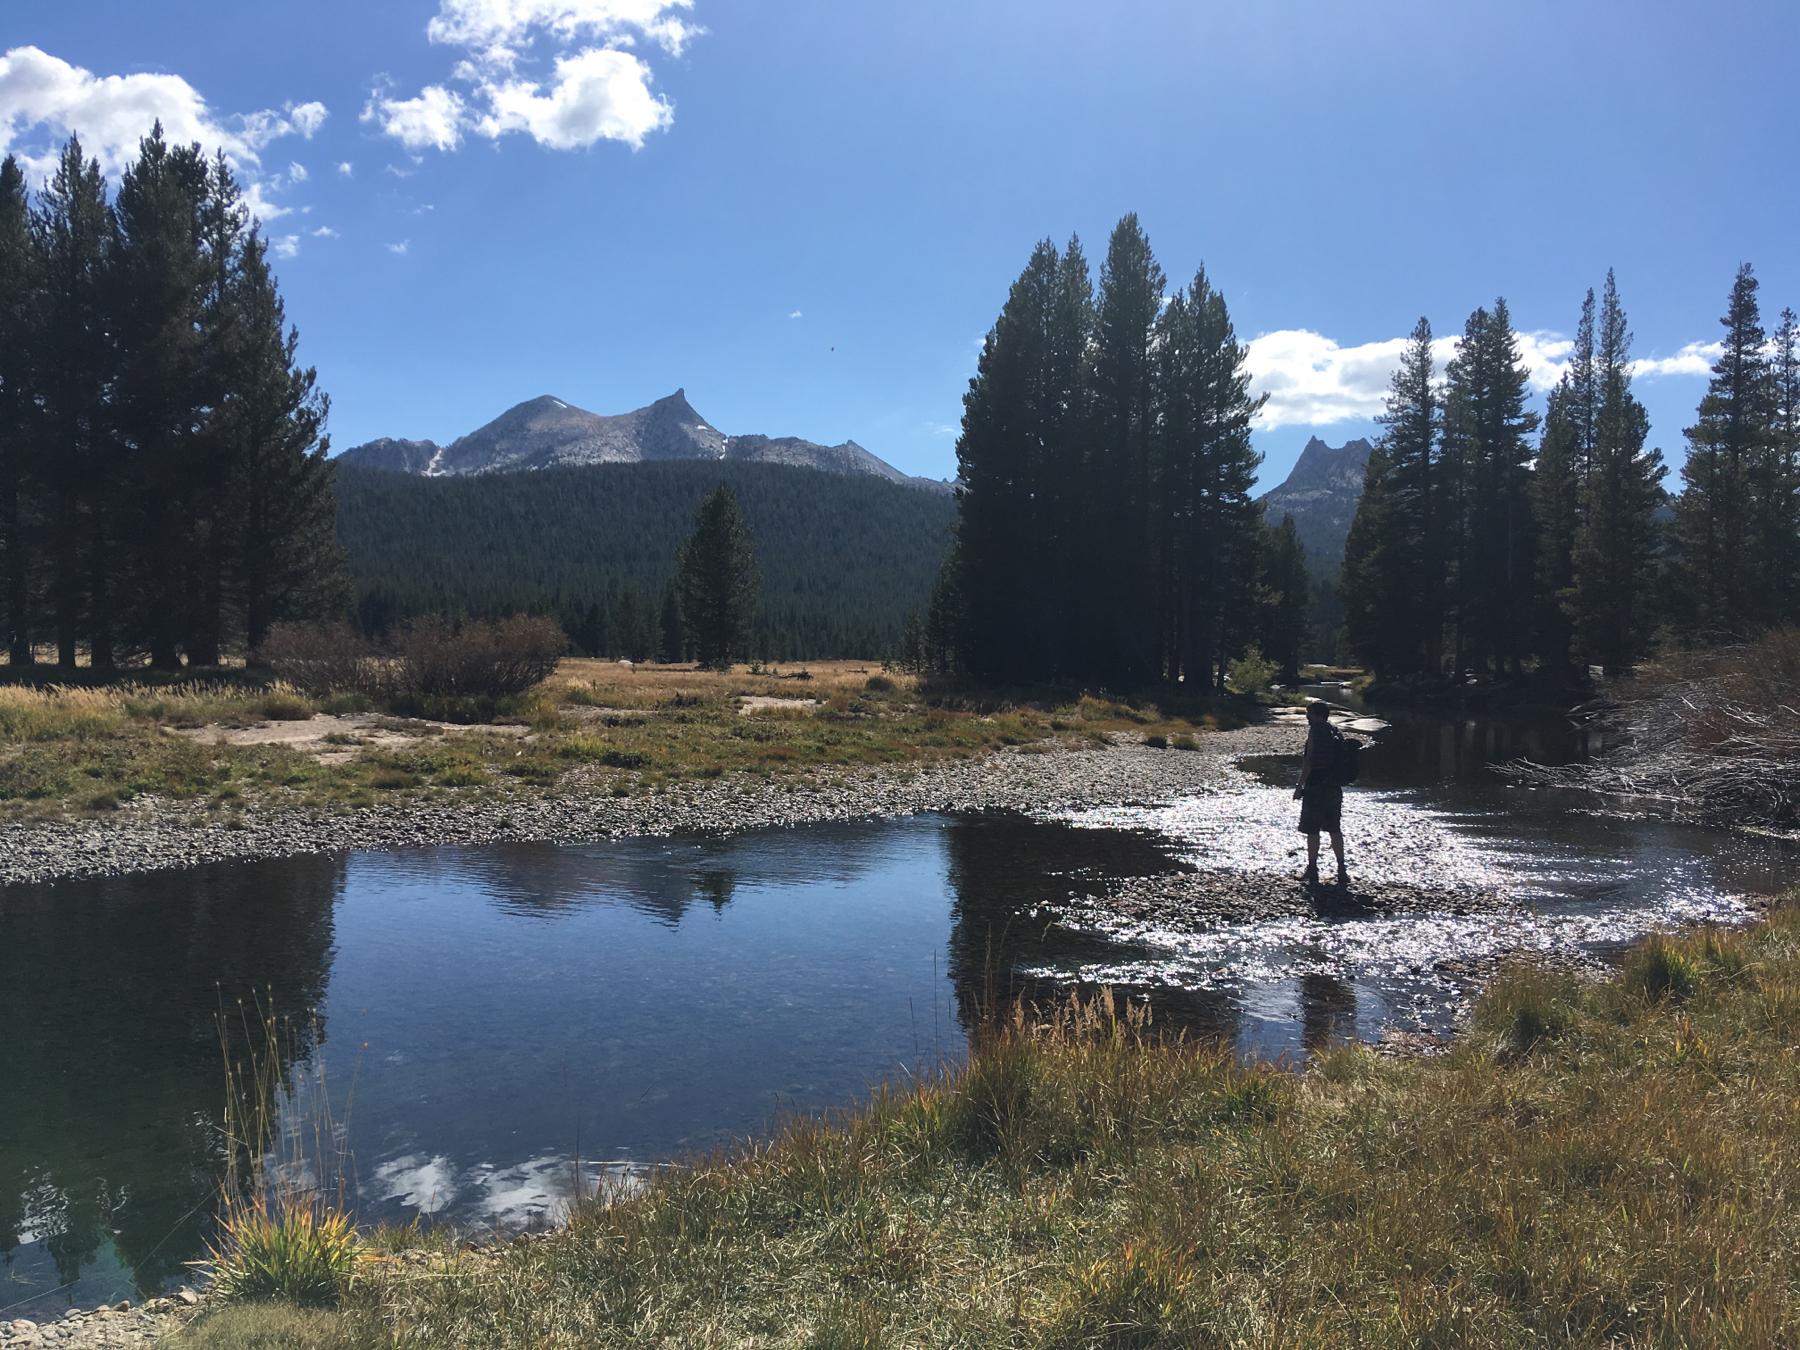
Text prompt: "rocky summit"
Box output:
[[337, 390, 949, 491], [1256, 435, 1373, 574]]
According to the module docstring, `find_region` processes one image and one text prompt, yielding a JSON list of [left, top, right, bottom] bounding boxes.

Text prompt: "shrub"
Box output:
[[1623, 933, 1702, 1003], [206, 1194, 359, 1306], [1169, 733, 1199, 752], [863, 674, 898, 694], [261, 688, 314, 721], [1225, 643, 1278, 695], [260, 616, 567, 716], [1145, 733, 1169, 749]]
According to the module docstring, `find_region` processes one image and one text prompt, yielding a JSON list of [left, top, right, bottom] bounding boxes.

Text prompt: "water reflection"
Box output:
[[1, 855, 341, 1312]]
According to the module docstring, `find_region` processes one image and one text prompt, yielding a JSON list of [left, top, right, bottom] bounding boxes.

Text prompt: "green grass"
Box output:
[[0, 661, 1250, 822], [173, 904, 1800, 1347]]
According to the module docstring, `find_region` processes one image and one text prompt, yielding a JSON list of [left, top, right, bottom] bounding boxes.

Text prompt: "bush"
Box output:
[[1623, 933, 1702, 1003], [260, 616, 567, 715], [1225, 643, 1278, 695], [206, 1194, 359, 1306]]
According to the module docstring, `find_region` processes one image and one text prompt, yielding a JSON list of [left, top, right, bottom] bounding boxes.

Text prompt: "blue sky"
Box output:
[[3, 1, 1797, 488]]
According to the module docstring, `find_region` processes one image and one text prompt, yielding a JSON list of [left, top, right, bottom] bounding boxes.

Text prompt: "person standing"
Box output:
[[1295, 701, 1349, 887]]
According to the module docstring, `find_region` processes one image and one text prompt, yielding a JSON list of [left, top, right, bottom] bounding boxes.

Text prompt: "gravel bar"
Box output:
[[0, 727, 1296, 888]]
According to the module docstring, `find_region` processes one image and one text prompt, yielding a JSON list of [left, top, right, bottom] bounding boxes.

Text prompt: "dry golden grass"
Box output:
[[0, 660, 1232, 819], [174, 904, 1800, 1348]]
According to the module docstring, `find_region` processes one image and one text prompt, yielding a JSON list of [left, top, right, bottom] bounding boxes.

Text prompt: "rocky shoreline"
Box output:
[[0, 1290, 196, 1349], [0, 726, 1296, 888]]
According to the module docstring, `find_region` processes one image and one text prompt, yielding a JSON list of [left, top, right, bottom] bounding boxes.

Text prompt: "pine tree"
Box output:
[[953, 240, 1060, 680], [1571, 271, 1665, 673], [33, 136, 115, 666], [1342, 318, 1438, 675], [109, 124, 210, 667], [676, 483, 759, 669], [1256, 514, 1309, 683], [1044, 236, 1094, 679], [1771, 308, 1800, 625], [1441, 301, 1538, 676], [1152, 265, 1264, 688], [1673, 264, 1772, 641], [658, 584, 685, 662], [0, 156, 36, 664], [230, 232, 343, 651], [1531, 385, 1580, 676], [1091, 215, 1164, 685]]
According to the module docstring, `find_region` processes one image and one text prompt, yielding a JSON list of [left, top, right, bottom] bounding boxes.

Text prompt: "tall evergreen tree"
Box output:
[[33, 135, 114, 666], [658, 584, 685, 663], [1342, 318, 1438, 675], [953, 240, 1061, 680], [1771, 307, 1800, 625], [1256, 514, 1309, 684], [1440, 301, 1538, 676], [1673, 264, 1772, 641], [0, 156, 36, 664], [676, 483, 759, 669], [109, 125, 210, 667], [1571, 271, 1665, 672], [1090, 215, 1164, 685], [1151, 265, 1264, 688], [1531, 384, 1580, 676], [230, 232, 343, 651]]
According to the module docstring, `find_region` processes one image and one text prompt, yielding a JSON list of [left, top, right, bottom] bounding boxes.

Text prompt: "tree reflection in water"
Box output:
[[0, 855, 342, 1314]]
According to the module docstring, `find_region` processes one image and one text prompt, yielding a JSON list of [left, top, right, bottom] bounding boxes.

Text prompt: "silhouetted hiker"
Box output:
[[1296, 700, 1349, 887]]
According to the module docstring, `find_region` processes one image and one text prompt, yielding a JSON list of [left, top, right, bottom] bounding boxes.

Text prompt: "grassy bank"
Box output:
[[176, 903, 1800, 1347], [0, 660, 1246, 821]]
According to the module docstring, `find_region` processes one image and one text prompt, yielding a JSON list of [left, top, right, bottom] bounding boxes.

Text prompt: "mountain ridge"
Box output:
[[1257, 435, 1373, 575], [337, 390, 951, 492]]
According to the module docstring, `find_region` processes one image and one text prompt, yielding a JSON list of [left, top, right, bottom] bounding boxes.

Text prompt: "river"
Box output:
[[3, 696, 1794, 1318]]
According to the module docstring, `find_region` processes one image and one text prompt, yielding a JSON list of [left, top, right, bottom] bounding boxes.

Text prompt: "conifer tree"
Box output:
[[1256, 514, 1309, 683], [1441, 301, 1538, 676], [1152, 265, 1264, 688], [230, 232, 343, 651], [1571, 271, 1665, 672], [1342, 318, 1438, 674], [33, 135, 114, 666], [676, 483, 759, 669], [1673, 264, 1772, 641], [1091, 215, 1164, 685], [0, 156, 36, 664], [1770, 308, 1800, 625], [109, 125, 210, 667], [1531, 385, 1580, 676], [953, 240, 1061, 680], [658, 584, 685, 663]]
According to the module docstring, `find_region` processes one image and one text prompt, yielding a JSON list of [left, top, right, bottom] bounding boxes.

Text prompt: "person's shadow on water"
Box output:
[[1302, 877, 1379, 918]]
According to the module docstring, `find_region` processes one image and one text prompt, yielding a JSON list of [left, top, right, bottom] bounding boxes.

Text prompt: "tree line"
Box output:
[[337, 459, 953, 663], [1342, 264, 1799, 681], [0, 130, 341, 669], [918, 214, 1309, 689]]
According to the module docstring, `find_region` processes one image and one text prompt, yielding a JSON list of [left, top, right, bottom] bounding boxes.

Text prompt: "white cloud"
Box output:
[[361, 82, 467, 152], [1245, 326, 1709, 431], [287, 100, 328, 138], [426, 0, 702, 67], [387, 239, 411, 255], [788, 309, 803, 319], [366, 1, 694, 155], [337, 159, 354, 176], [0, 46, 325, 224], [287, 160, 308, 183], [1630, 341, 1723, 380], [474, 47, 671, 149], [311, 225, 339, 238], [239, 179, 291, 222], [270, 234, 300, 258]]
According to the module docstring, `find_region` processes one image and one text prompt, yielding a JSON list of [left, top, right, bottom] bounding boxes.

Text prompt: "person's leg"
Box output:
[[1329, 829, 1346, 882], [1304, 831, 1320, 881]]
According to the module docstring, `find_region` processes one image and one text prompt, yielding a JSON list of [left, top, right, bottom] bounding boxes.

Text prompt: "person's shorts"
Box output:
[[1298, 786, 1342, 835]]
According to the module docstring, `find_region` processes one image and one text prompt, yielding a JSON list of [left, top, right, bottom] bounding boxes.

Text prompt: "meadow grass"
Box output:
[[0, 660, 1237, 820], [173, 902, 1800, 1348]]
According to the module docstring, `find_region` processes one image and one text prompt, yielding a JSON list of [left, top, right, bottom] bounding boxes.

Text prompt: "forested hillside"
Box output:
[[335, 460, 957, 660]]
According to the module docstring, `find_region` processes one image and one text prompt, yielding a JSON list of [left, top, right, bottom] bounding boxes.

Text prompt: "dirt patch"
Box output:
[[736, 696, 820, 716], [172, 713, 529, 763]]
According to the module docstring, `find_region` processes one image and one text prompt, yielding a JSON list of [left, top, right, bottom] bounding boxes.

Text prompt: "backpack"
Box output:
[[1319, 727, 1361, 787]]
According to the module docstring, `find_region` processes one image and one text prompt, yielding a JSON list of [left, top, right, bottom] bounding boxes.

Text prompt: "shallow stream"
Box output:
[[4, 694, 1795, 1316]]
